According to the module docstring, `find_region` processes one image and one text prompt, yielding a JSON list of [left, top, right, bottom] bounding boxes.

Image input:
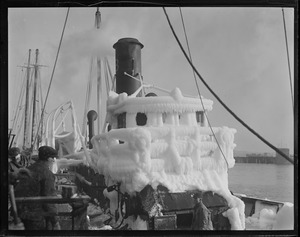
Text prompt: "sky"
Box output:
[[8, 7, 295, 155]]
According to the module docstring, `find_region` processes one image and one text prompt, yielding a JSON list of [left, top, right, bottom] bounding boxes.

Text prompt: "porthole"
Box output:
[[136, 113, 147, 126]]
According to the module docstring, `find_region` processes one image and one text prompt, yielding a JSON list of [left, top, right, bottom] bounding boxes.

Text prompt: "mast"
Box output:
[[31, 49, 39, 150], [97, 58, 101, 134], [96, 7, 102, 134], [23, 49, 31, 149], [39, 80, 44, 148]]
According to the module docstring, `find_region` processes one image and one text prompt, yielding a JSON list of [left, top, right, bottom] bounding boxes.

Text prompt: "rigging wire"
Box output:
[[57, 1, 176, 7], [104, 59, 111, 97], [38, 69, 45, 142], [31, 7, 70, 151], [11, 70, 27, 133], [106, 57, 115, 89], [10, 69, 26, 147], [281, 8, 294, 113], [179, 7, 229, 169], [162, 7, 294, 165], [14, 108, 26, 147]]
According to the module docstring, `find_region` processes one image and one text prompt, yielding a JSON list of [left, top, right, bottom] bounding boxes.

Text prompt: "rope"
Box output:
[[31, 7, 70, 151], [104, 58, 110, 97], [11, 67, 28, 146], [179, 7, 229, 169], [281, 8, 294, 112], [11, 71, 27, 134], [106, 58, 114, 86], [14, 108, 26, 147], [163, 7, 294, 165]]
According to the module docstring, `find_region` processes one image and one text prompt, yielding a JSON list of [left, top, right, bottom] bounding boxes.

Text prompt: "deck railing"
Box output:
[[90, 125, 236, 175]]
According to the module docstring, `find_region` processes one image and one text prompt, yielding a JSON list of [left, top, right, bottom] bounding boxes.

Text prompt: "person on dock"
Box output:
[[14, 146, 61, 230]]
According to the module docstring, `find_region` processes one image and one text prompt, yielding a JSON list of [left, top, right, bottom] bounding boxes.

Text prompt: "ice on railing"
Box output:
[[86, 87, 244, 229], [90, 125, 236, 192]]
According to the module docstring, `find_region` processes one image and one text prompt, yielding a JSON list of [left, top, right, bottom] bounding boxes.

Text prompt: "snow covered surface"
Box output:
[[272, 202, 294, 230]]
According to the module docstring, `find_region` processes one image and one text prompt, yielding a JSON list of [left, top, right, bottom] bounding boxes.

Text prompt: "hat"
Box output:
[[38, 146, 58, 161], [192, 192, 203, 199], [8, 147, 21, 158]]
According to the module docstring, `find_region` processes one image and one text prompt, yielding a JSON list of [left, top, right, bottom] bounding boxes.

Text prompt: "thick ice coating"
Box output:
[[87, 88, 245, 230]]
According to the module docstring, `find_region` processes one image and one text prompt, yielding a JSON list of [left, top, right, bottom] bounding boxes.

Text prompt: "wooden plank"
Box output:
[[15, 195, 90, 204]]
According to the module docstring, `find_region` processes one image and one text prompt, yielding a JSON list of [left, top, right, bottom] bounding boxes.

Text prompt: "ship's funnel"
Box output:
[[87, 110, 98, 149], [113, 38, 144, 95]]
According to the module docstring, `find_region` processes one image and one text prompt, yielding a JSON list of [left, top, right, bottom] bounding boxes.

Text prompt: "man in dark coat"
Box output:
[[8, 147, 23, 175], [14, 146, 61, 230]]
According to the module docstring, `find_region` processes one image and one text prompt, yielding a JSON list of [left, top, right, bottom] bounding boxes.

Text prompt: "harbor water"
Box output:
[[228, 163, 294, 203]]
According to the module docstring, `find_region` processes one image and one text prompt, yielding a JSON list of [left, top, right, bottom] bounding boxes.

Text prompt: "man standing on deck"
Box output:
[[14, 146, 61, 230], [8, 147, 23, 175], [191, 192, 214, 230]]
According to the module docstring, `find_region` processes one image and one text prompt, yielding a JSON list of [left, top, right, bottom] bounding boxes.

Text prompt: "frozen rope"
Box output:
[[281, 8, 294, 112], [31, 7, 70, 151], [179, 7, 228, 169]]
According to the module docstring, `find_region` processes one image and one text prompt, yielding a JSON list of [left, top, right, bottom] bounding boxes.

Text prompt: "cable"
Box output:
[[31, 7, 70, 151], [179, 7, 228, 169], [88, 1, 176, 7], [163, 7, 294, 165], [281, 8, 294, 112], [57, 1, 177, 7], [11, 71, 27, 134]]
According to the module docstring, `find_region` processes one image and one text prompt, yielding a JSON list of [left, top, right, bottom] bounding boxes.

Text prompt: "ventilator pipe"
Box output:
[[87, 110, 98, 149]]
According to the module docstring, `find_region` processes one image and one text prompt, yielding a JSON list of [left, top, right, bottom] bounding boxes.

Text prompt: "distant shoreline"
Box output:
[[234, 156, 294, 165]]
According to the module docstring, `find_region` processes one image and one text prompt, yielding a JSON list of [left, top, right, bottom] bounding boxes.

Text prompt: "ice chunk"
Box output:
[[272, 202, 294, 230], [223, 207, 244, 230]]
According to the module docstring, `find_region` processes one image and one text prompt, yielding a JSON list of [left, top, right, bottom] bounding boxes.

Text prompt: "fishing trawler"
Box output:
[[49, 36, 293, 230], [8, 7, 294, 231]]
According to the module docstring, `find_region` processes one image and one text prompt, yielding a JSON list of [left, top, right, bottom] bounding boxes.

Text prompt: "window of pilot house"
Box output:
[[136, 112, 147, 126], [162, 112, 167, 123], [196, 111, 203, 125], [117, 112, 126, 128]]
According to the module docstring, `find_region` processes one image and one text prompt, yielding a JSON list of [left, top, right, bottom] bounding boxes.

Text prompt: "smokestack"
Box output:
[[87, 110, 98, 149], [113, 38, 144, 95]]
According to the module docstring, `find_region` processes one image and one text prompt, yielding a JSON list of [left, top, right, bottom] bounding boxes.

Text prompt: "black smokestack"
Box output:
[[113, 38, 144, 95]]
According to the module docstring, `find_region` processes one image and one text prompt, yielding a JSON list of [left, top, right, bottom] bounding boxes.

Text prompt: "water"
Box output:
[[228, 163, 294, 203]]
